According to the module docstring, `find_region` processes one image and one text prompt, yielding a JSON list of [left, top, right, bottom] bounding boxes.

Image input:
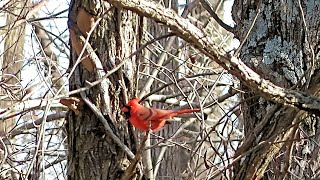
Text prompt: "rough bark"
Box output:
[[107, 0, 320, 114], [232, 0, 320, 179], [0, 1, 28, 179], [106, 0, 320, 178], [67, 0, 140, 179], [0, 0, 27, 136]]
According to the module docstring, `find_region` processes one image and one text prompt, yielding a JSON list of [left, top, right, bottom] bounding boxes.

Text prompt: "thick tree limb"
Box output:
[[106, 0, 320, 114]]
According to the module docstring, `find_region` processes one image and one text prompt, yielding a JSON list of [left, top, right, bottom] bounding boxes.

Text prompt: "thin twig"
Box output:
[[138, 0, 199, 98], [0, 137, 8, 168], [234, 8, 260, 57], [140, 72, 216, 102], [120, 131, 150, 180], [200, 0, 234, 33], [107, 0, 320, 114], [79, 91, 135, 159], [297, 0, 315, 88]]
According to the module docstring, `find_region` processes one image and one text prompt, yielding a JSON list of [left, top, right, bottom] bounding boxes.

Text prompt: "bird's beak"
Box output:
[[121, 106, 131, 118], [121, 107, 129, 112]]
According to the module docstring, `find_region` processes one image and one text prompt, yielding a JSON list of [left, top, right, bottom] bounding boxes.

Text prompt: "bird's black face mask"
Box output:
[[121, 105, 131, 119]]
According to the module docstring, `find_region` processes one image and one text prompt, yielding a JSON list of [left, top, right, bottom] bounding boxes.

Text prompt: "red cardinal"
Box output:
[[121, 98, 200, 131]]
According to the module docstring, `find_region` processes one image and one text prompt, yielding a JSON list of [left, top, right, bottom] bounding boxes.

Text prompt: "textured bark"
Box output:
[[232, 0, 320, 179], [0, 1, 28, 179], [106, 0, 320, 178], [107, 0, 320, 114], [0, 0, 27, 136], [33, 21, 66, 94], [67, 0, 140, 179]]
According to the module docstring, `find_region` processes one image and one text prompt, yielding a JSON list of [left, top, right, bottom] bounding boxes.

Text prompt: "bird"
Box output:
[[121, 97, 200, 131]]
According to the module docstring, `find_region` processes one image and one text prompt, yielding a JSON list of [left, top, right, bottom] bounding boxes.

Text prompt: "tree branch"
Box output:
[[200, 0, 234, 33], [79, 90, 135, 159], [106, 0, 320, 114]]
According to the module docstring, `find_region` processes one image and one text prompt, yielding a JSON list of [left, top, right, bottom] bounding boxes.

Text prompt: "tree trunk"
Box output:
[[232, 0, 320, 179], [67, 0, 140, 179], [0, 0, 27, 136], [0, 1, 28, 179]]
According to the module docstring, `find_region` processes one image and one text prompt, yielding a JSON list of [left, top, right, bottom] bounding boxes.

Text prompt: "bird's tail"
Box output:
[[174, 108, 200, 115], [156, 108, 201, 121]]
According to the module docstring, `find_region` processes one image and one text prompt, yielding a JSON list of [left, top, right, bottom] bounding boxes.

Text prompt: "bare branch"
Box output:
[[106, 0, 320, 114], [200, 0, 234, 33], [79, 90, 135, 159]]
